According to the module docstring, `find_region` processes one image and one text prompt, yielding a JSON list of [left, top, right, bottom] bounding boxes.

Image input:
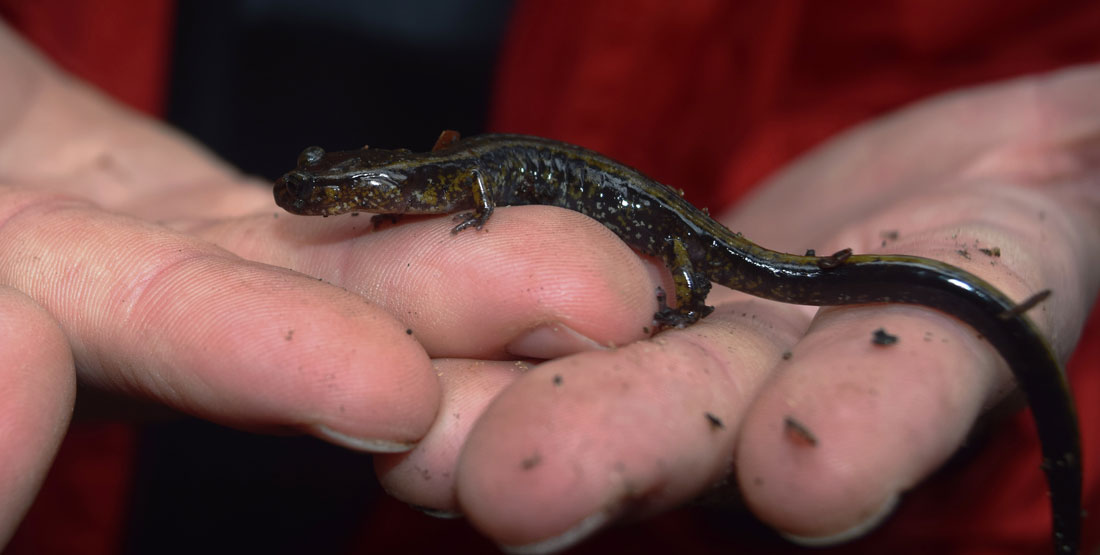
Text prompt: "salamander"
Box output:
[[274, 130, 1081, 553]]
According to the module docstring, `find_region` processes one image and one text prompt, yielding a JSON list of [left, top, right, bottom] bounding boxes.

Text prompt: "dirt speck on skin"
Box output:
[[521, 452, 543, 470], [784, 416, 818, 447], [871, 328, 899, 346], [414, 465, 431, 481], [705, 412, 725, 430]]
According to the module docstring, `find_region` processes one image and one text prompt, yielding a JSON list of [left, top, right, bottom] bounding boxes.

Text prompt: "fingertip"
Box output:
[[505, 322, 609, 359], [375, 359, 528, 513], [780, 494, 899, 547], [104, 257, 443, 448], [0, 287, 76, 434], [0, 287, 75, 543], [735, 305, 991, 540], [251, 280, 443, 447], [453, 361, 626, 546], [735, 388, 903, 539], [454, 332, 754, 547], [498, 511, 611, 555], [313, 425, 417, 453], [350, 207, 659, 358]]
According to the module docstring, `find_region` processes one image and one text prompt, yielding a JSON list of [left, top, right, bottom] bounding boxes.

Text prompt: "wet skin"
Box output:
[[275, 131, 1081, 553]]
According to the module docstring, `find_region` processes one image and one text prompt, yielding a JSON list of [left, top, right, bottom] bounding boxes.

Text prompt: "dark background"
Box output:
[[167, 0, 512, 181], [130, 2, 512, 553]]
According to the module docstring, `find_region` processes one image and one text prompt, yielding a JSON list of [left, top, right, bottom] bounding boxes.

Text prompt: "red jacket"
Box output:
[[4, 1, 1097, 553]]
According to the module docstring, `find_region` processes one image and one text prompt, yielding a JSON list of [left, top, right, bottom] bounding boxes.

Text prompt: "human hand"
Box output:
[[0, 22, 444, 543], [4, 13, 1095, 550], [368, 65, 1100, 551]]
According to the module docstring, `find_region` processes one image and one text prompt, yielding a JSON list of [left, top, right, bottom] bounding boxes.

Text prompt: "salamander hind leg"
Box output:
[[451, 169, 495, 234], [652, 238, 714, 328], [451, 211, 490, 233]]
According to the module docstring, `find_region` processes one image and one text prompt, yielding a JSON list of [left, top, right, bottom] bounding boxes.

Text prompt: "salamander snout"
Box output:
[[273, 170, 312, 212], [272, 145, 327, 213], [278, 171, 307, 196]]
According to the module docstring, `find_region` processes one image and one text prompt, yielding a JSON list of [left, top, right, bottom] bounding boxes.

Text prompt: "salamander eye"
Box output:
[[280, 171, 307, 197], [297, 146, 325, 167]]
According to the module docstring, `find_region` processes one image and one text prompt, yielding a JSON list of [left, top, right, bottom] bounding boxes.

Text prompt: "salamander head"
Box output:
[[274, 145, 421, 216]]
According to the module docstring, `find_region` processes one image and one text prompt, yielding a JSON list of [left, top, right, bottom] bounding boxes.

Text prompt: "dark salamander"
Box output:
[[275, 131, 1081, 553]]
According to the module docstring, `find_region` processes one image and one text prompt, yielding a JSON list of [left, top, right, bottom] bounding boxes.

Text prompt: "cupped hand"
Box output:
[[0, 21, 674, 544], [369, 65, 1100, 551], [0, 22, 438, 542], [3, 15, 1098, 551]]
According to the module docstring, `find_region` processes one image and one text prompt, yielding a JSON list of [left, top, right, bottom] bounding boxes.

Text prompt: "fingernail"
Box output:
[[506, 323, 606, 359], [315, 425, 416, 453], [409, 504, 464, 519], [499, 511, 610, 555], [780, 493, 899, 547]]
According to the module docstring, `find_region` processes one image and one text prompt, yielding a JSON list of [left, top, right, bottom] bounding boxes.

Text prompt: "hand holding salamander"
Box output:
[[276, 71, 1097, 551]]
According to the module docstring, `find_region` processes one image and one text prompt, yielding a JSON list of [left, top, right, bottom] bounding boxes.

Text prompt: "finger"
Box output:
[[734, 183, 1087, 541], [0, 287, 75, 546], [736, 304, 1001, 541], [827, 180, 1093, 355], [727, 64, 1100, 252], [225, 205, 664, 360], [452, 299, 811, 550], [0, 189, 439, 451], [373, 358, 531, 513]]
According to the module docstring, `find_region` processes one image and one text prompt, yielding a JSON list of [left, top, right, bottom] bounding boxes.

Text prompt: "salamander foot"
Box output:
[[652, 286, 714, 328]]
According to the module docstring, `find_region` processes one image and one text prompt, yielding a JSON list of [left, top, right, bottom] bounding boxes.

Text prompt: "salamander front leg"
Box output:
[[653, 238, 714, 328], [451, 169, 495, 233], [370, 213, 403, 229]]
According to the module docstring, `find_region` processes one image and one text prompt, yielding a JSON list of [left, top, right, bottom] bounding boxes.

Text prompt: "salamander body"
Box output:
[[275, 131, 1081, 553]]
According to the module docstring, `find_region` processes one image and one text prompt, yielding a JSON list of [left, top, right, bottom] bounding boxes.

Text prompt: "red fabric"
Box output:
[[0, 0, 175, 116], [4, 423, 137, 555], [490, 1, 1100, 553], [2, 1, 1098, 553], [491, 0, 1100, 212]]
